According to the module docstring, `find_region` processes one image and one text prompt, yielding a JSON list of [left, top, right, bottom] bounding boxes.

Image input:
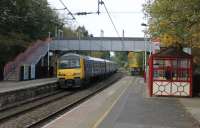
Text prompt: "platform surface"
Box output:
[[0, 78, 57, 93], [42, 76, 200, 128]]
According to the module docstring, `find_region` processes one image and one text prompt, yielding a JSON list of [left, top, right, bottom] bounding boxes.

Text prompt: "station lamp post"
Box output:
[[141, 23, 148, 82]]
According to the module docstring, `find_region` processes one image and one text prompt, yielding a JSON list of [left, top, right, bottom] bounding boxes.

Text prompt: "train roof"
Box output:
[[105, 60, 114, 63], [60, 53, 116, 63], [86, 56, 106, 62], [61, 53, 81, 57]]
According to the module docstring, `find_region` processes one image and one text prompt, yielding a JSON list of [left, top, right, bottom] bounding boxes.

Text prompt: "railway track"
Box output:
[[0, 73, 123, 128], [0, 90, 74, 121]]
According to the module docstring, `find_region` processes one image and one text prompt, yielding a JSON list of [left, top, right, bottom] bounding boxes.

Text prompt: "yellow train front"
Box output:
[[128, 52, 143, 75], [57, 53, 117, 88]]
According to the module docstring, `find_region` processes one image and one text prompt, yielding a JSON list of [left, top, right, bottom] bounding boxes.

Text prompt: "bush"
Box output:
[[0, 33, 30, 80]]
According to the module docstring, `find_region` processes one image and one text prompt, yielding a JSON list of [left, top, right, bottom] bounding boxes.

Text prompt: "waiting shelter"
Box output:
[[148, 47, 192, 97]]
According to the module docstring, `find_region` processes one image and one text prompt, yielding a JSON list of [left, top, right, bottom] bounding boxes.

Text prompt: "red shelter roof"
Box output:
[[152, 47, 191, 58]]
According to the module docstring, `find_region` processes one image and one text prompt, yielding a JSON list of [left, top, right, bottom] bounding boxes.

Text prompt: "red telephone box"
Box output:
[[148, 48, 193, 97]]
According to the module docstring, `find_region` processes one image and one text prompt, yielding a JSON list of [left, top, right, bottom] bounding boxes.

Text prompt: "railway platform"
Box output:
[[0, 78, 58, 110], [42, 76, 200, 128], [0, 78, 57, 93]]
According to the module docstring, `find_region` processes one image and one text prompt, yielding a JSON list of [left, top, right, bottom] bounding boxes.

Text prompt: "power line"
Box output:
[[53, 8, 66, 11], [102, 1, 121, 37], [73, 12, 96, 16], [101, 11, 142, 14], [58, 0, 76, 20], [56, 0, 121, 38], [71, 11, 142, 16]]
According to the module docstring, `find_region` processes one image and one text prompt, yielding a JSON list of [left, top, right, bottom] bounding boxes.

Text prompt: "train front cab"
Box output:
[[57, 54, 85, 88]]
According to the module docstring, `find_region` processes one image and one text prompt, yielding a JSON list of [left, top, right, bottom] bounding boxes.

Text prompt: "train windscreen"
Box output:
[[59, 59, 80, 69]]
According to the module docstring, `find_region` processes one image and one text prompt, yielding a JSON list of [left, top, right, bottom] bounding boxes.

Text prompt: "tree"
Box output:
[[0, 0, 94, 80], [0, 0, 63, 39], [114, 52, 128, 67], [144, 0, 200, 48], [76, 26, 89, 38], [0, 0, 74, 80], [63, 27, 77, 38]]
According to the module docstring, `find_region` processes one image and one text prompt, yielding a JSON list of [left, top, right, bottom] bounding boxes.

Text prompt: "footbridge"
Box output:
[[4, 37, 160, 81], [50, 37, 159, 52]]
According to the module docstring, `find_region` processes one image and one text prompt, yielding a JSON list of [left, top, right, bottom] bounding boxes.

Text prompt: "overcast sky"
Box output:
[[47, 0, 146, 37]]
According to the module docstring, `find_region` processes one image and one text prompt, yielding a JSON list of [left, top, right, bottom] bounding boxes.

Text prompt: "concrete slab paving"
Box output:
[[97, 77, 200, 128], [42, 76, 135, 128], [42, 76, 200, 128], [179, 98, 200, 124]]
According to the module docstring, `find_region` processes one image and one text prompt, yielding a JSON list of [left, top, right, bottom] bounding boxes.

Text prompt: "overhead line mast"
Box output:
[[55, 0, 121, 37], [97, 0, 104, 15]]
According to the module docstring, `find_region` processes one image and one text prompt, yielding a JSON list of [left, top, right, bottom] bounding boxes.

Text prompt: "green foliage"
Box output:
[[144, 0, 200, 48], [0, 0, 64, 75], [77, 51, 110, 60], [0, 33, 28, 71], [0, 0, 89, 77], [0, 0, 63, 39], [0, 0, 94, 80], [113, 52, 128, 67], [90, 51, 110, 59], [75, 26, 93, 38], [63, 27, 77, 38]]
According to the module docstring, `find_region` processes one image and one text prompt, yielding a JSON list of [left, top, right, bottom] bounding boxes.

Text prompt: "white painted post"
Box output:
[[48, 32, 50, 77]]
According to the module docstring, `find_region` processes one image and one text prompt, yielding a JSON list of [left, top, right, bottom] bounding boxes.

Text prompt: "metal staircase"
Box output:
[[4, 39, 51, 81]]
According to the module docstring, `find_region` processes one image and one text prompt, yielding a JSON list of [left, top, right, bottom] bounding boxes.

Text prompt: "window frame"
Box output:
[[152, 58, 190, 82]]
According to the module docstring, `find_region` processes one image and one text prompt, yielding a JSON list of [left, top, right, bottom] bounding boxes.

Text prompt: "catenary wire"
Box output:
[[102, 2, 121, 37], [58, 0, 76, 20]]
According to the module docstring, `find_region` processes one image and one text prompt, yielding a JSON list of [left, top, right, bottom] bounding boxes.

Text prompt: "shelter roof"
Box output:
[[153, 47, 191, 58]]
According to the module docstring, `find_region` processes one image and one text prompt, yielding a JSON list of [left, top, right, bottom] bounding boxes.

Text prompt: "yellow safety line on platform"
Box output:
[[91, 78, 133, 128]]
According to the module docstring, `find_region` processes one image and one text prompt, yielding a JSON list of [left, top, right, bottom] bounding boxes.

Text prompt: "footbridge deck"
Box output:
[[50, 37, 159, 52]]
